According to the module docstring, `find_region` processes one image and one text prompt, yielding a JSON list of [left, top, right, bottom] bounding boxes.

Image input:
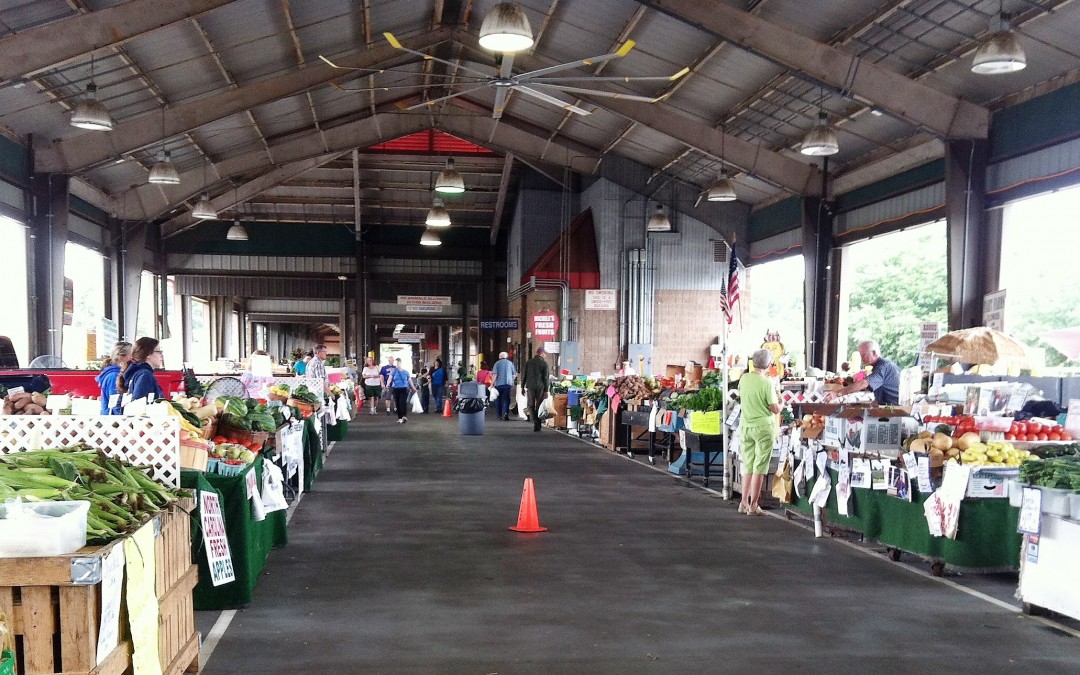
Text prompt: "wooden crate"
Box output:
[[0, 502, 199, 675]]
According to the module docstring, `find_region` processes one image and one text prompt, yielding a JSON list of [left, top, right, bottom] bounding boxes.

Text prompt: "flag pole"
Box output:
[[721, 241, 733, 501]]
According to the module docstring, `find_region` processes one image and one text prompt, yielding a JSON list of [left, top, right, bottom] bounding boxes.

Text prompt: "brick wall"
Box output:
[[652, 290, 724, 371]]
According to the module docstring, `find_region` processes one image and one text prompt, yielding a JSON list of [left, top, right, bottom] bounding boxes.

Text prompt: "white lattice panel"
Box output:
[[0, 416, 180, 487], [782, 390, 826, 405]]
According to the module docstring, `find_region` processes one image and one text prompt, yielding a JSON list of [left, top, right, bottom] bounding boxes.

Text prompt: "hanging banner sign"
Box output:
[[480, 319, 519, 330], [199, 490, 236, 586], [531, 311, 559, 339], [405, 305, 444, 314], [585, 289, 617, 310], [394, 332, 426, 340], [397, 295, 451, 306]]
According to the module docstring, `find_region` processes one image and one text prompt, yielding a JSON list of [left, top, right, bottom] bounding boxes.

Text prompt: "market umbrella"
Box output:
[[1038, 326, 1080, 360], [924, 327, 1030, 366]]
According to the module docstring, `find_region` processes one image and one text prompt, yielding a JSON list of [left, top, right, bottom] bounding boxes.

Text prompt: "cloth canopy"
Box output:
[[1038, 326, 1080, 360], [925, 327, 1029, 366]]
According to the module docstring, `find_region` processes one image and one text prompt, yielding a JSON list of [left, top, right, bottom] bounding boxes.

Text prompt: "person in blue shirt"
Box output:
[[378, 355, 396, 415], [825, 340, 900, 405], [294, 352, 310, 375], [491, 351, 517, 421], [96, 341, 131, 414], [430, 357, 447, 413], [389, 358, 416, 423], [118, 337, 165, 403]]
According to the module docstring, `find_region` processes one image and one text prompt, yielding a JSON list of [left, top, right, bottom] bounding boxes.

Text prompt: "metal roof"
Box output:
[[1, 0, 1078, 245]]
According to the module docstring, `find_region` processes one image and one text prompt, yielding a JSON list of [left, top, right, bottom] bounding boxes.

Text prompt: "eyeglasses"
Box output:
[[152, 349, 164, 354]]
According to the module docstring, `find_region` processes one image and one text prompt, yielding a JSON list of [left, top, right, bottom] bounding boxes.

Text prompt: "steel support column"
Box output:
[[120, 223, 147, 342], [802, 196, 835, 371], [29, 173, 69, 359], [180, 295, 192, 364], [944, 139, 989, 330]]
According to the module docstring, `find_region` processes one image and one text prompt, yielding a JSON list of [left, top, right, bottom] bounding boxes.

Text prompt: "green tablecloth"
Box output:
[[790, 469, 1022, 569], [303, 416, 323, 492], [327, 419, 348, 442], [182, 456, 289, 609]]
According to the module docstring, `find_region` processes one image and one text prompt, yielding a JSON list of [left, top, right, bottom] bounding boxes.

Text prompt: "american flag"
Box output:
[[724, 245, 741, 324]]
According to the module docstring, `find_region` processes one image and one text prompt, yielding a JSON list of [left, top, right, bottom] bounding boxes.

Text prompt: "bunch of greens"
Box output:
[[700, 370, 721, 389], [1019, 456, 1080, 491], [216, 396, 279, 432], [290, 385, 322, 405], [670, 386, 725, 412]]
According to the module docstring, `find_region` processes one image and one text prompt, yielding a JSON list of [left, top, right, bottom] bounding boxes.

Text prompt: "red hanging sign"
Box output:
[[531, 311, 559, 340]]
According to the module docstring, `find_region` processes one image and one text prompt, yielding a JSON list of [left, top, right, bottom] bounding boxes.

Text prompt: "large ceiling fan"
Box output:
[[379, 32, 689, 119]]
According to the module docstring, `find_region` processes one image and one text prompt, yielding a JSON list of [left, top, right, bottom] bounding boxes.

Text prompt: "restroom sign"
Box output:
[[531, 311, 559, 340]]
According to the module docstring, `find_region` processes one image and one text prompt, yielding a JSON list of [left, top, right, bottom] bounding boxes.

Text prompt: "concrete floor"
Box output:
[[199, 411, 1080, 674]]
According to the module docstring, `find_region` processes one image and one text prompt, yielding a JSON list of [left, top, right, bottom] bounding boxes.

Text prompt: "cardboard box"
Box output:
[[966, 467, 1018, 499], [822, 406, 912, 455]]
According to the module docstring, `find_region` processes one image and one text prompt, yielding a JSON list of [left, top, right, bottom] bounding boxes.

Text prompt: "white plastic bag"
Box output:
[[336, 394, 351, 421], [410, 392, 424, 413], [489, 386, 499, 402], [517, 390, 529, 420], [261, 461, 289, 513], [537, 396, 552, 421]]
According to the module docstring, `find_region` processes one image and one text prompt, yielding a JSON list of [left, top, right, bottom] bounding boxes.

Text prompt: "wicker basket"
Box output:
[[216, 423, 270, 447], [179, 444, 209, 471], [287, 397, 321, 415], [198, 419, 217, 440]]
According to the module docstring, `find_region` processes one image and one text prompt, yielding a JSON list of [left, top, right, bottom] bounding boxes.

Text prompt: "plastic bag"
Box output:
[[261, 461, 289, 513], [489, 387, 499, 402], [336, 394, 351, 421], [516, 390, 529, 420], [410, 392, 424, 414], [537, 396, 552, 421]]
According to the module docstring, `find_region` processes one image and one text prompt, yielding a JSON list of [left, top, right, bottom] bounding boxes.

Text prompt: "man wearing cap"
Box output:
[[522, 347, 551, 432], [491, 351, 518, 421]]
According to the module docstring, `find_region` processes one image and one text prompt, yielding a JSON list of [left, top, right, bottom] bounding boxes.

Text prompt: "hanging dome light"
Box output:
[[71, 82, 113, 131], [800, 111, 839, 156], [479, 3, 534, 53], [646, 204, 672, 232], [192, 192, 217, 220], [706, 170, 737, 202], [420, 228, 442, 246], [426, 197, 451, 227], [226, 219, 249, 241], [148, 150, 180, 185], [435, 158, 465, 194], [972, 29, 1026, 74]]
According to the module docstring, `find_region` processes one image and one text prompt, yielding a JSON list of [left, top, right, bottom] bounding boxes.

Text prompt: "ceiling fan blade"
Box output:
[[383, 32, 493, 80], [401, 85, 489, 111], [492, 86, 509, 119], [530, 70, 690, 85], [515, 85, 592, 115], [515, 40, 636, 81], [331, 82, 430, 93], [531, 83, 663, 103]]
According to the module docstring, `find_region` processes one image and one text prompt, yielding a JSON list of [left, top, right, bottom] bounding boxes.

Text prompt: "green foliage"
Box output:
[[670, 387, 725, 412], [846, 229, 948, 368]]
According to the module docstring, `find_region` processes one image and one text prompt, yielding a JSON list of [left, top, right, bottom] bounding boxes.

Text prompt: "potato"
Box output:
[[31, 392, 46, 406]]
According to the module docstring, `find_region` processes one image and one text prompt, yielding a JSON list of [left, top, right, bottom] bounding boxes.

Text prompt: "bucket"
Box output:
[[567, 389, 582, 407], [1040, 487, 1071, 517], [1070, 492, 1080, 521]]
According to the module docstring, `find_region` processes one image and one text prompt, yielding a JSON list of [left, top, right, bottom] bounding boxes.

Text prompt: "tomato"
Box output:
[[1015, 422, 1028, 435], [1049, 432, 1062, 441], [213, 436, 227, 444], [1037, 433, 1049, 442], [1029, 423, 1043, 435], [1005, 433, 1016, 441], [1062, 432, 1073, 441]]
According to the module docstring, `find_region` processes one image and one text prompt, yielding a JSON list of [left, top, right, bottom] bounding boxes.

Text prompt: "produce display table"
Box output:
[[181, 456, 288, 610], [303, 416, 323, 492], [788, 468, 1022, 570], [327, 419, 349, 442]]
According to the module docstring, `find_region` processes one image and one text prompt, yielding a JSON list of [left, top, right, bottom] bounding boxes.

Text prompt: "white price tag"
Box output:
[[1017, 487, 1042, 535]]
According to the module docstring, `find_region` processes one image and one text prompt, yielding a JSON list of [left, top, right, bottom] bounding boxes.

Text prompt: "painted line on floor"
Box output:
[[558, 428, 1080, 635], [199, 609, 237, 670]]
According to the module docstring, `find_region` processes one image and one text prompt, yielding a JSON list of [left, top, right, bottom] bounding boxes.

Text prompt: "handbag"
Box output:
[[771, 451, 794, 503]]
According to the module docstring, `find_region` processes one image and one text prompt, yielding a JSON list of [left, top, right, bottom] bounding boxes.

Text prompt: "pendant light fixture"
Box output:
[[225, 186, 248, 240], [148, 105, 180, 185], [971, 1, 1026, 74], [191, 160, 217, 220], [71, 54, 113, 131], [420, 228, 442, 246], [479, 3, 534, 53], [646, 203, 672, 232], [707, 170, 737, 202], [425, 197, 451, 227], [435, 158, 465, 194], [800, 111, 839, 157]]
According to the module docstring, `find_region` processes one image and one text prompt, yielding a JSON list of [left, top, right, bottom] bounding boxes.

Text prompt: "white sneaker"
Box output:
[[397, 418, 403, 424], [402, 417, 408, 423]]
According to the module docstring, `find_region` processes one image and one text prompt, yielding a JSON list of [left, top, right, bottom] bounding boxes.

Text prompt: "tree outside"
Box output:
[[844, 225, 948, 369]]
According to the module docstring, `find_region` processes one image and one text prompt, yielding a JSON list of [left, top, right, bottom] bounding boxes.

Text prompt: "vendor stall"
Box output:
[[181, 455, 288, 610]]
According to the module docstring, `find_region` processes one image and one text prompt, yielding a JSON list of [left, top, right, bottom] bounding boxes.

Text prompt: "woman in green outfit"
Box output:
[[738, 349, 782, 516]]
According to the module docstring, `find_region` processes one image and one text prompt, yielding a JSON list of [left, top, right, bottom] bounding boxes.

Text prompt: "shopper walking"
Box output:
[[379, 355, 396, 415], [491, 351, 517, 421], [293, 351, 310, 375], [430, 357, 447, 413], [117, 337, 165, 402], [389, 358, 415, 423], [361, 357, 382, 415], [522, 347, 550, 432], [96, 341, 131, 414], [477, 360, 493, 388], [417, 367, 431, 413], [308, 344, 329, 398], [738, 349, 782, 516], [240, 349, 274, 399]]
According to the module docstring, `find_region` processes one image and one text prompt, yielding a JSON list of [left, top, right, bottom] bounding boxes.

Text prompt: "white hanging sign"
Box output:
[[199, 490, 236, 586]]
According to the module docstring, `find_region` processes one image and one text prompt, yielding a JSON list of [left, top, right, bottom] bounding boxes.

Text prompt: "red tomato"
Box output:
[[1049, 432, 1062, 441], [1062, 432, 1073, 441], [1005, 433, 1016, 441], [213, 436, 227, 444], [1009, 423, 1020, 435], [1037, 433, 1049, 441], [1029, 423, 1043, 435], [1015, 422, 1028, 435]]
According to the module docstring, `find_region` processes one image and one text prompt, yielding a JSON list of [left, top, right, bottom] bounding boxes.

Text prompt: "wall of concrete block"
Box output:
[[652, 290, 724, 373]]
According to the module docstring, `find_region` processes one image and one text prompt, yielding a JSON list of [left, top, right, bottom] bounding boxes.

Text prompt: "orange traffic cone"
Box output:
[[509, 477, 548, 532], [442, 399, 453, 417]]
